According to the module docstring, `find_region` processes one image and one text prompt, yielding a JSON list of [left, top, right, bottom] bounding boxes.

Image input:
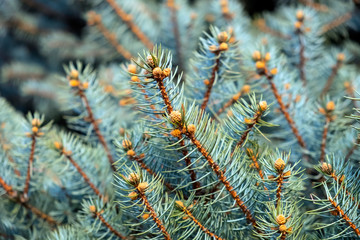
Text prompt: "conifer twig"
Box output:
[[0, 176, 58, 226], [321, 54, 344, 97], [90, 206, 126, 239], [176, 201, 225, 240], [167, 0, 185, 79], [216, 85, 250, 116], [138, 192, 172, 240], [0, 128, 21, 177], [105, 0, 154, 49], [327, 197, 360, 236], [298, 34, 306, 86], [319, 116, 330, 163], [321, 12, 352, 34], [344, 136, 360, 163], [23, 136, 36, 198], [255, 19, 291, 40], [201, 55, 221, 111], [87, 11, 133, 60]]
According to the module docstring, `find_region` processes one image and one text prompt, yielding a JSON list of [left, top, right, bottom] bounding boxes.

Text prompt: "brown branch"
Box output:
[[319, 116, 330, 163], [276, 175, 284, 206], [299, 0, 329, 12], [155, 76, 173, 114], [139, 192, 172, 240], [297, 34, 307, 86], [87, 11, 133, 60], [179, 139, 201, 192], [0, 175, 58, 226], [106, 0, 153, 49], [234, 110, 263, 150], [93, 210, 126, 239], [63, 151, 105, 200], [321, 12, 352, 34], [266, 74, 307, 150], [167, 0, 185, 79], [0, 129, 21, 177], [78, 90, 116, 172], [255, 19, 291, 40], [201, 55, 221, 111], [185, 131, 257, 228], [345, 137, 360, 163], [216, 85, 250, 116], [178, 203, 225, 240], [321, 60, 343, 97], [23, 136, 36, 198], [129, 152, 175, 191], [329, 172, 360, 209], [328, 197, 360, 236]]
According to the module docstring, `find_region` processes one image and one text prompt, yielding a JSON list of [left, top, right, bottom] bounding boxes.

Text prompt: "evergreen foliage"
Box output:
[[1, 0, 360, 239]]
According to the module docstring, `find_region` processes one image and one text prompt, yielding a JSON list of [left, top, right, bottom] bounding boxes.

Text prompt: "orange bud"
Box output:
[[259, 101, 268, 111], [264, 52, 271, 61], [294, 21, 302, 29], [255, 61, 266, 70], [337, 53, 345, 62], [153, 67, 162, 79], [32, 126, 39, 133], [69, 80, 80, 87], [219, 42, 228, 51], [127, 149, 136, 157], [137, 182, 148, 193], [54, 141, 62, 150], [242, 85, 251, 93], [276, 214, 287, 225], [275, 158, 285, 172], [187, 124, 196, 134], [170, 129, 182, 138], [270, 68, 277, 75], [142, 213, 150, 220], [82, 82, 89, 89], [89, 205, 96, 213], [296, 10, 304, 21], [279, 224, 287, 232], [70, 70, 79, 79], [128, 191, 138, 200], [217, 31, 228, 42], [170, 111, 182, 123], [326, 101, 335, 111], [252, 51, 261, 61], [122, 140, 132, 149]]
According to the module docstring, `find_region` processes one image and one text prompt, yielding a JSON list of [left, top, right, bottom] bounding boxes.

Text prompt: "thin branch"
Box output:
[[177, 203, 225, 240], [276, 175, 284, 206], [254, 19, 291, 40], [265, 74, 307, 150], [106, 0, 154, 49], [319, 116, 330, 163], [23, 136, 36, 198], [321, 12, 352, 34], [297, 34, 307, 86], [92, 209, 126, 239], [344, 137, 360, 163], [139, 192, 172, 240], [201, 55, 221, 111], [0, 129, 21, 176], [328, 197, 360, 236], [321, 59, 343, 97], [87, 11, 133, 60], [185, 131, 257, 228]]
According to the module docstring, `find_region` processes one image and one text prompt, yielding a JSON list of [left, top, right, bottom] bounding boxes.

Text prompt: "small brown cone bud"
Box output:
[[176, 200, 185, 208], [270, 68, 277, 75], [89, 205, 96, 213], [264, 52, 271, 61], [279, 224, 287, 232], [128, 191, 138, 200], [122, 140, 132, 149], [128, 64, 137, 74], [203, 79, 210, 85], [276, 214, 287, 225], [127, 149, 136, 157], [54, 141, 62, 150], [217, 31, 228, 42], [296, 10, 304, 21], [153, 67, 162, 79], [255, 61, 266, 70], [163, 68, 171, 77], [283, 171, 291, 177], [209, 45, 217, 52], [242, 85, 251, 93], [137, 182, 148, 193], [252, 51, 261, 61], [31, 119, 40, 126], [337, 53, 345, 62], [70, 70, 79, 79], [219, 42, 228, 51], [170, 111, 182, 123], [294, 21, 302, 29], [128, 173, 140, 184], [244, 118, 253, 124], [233, 92, 241, 101], [69, 80, 80, 87], [187, 124, 196, 135], [326, 101, 335, 111], [32, 127, 39, 133], [275, 158, 285, 172], [319, 107, 326, 115], [321, 162, 332, 174], [170, 129, 182, 138], [259, 101, 267, 111], [142, 213, 150, 220], [146, 55, 155, 66]]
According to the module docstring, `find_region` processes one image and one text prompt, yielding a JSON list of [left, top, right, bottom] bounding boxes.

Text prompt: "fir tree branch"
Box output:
[[319, 116, 330, 163], [219, 0, 234, 21], [321, 12, 353, 34], [265, 73, 307, 150], [321, 54, 344, 97], [299, 0, 329, 12], [105, 0, 154, 49], [327, 197, 360, 236], [344, 135, 360, 163], [0, 175, 58, 226], [90, 206, 126, 239], [201, 54, 220, 111], [216, 85, 250, 116], [254, 19, 291, 40], [23, 135, 37, 199], [184, 130, 257, 228], [297, 34, 307, 86], [0, 128, 21, 177], [58, 146, 105, 200], [246, 148, 267, 191], [167, 0, 185, 79], [176, 201, 225, 240], [87, 11, 133, 60], [138, 192, 172, 240]]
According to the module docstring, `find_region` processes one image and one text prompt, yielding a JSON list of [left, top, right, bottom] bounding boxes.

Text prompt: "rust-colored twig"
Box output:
[[321, 60, 343, 96], [129, 152, 175, 191], [139, 192, 172, 240], [93, 210, 126, 239], [64, 152, 105, 200], [201, 55, 221, 110], [297, 34, 307, 86], [234, 111, 263, 150], [276, 175, 284, 206], [185, 132, 257, 227], [0, 175, 58, 226], [216, 85, 250, 116], [87, 11, 133, 60], [319, 116, 330, 163], [328, 197, 360, 236], [167, 0, 185, 79], [321, 12, 352, 34], [266, 74, 307, 150], [345, 137, 360, 163], [78, 90, 116, 172], [255, 19, 291, 40], [106, 0, 153, 49], [299, 0, 329, 12], [178, 204, 225, 240], [23, 136, 36, 198], [179, 139, 201, 192]]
